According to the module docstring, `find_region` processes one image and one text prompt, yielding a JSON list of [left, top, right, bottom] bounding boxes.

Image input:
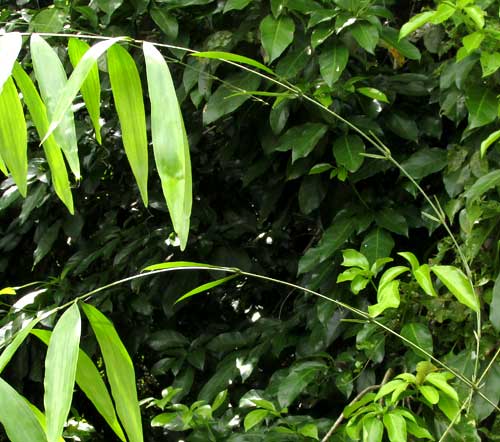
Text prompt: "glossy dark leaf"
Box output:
[[350, 22, 379, 54], [400, 322, 433, 358], [274, 122, 328, 162], [147, 330, 189, 351], [385, 112, 418, 141], [361, 228, 394, 265], [464, 170, 500, 201], [259, 15, 295, 63], [203, 72, 261, 124], [400, 148, 447, 180], [376, 208, 408, 236], [380, 27, 421, 60], [298, 211, 356, 274], [277, 361, 326, 407], [465, 85, 497, 128], [319, 44, 349, 87], [224, 0, 252, 12], [333, 134, 365, 172], [150, 7, 178, 39]]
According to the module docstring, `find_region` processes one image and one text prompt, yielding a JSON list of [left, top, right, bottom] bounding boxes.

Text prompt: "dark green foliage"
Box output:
[[0, 0, 500, 441]]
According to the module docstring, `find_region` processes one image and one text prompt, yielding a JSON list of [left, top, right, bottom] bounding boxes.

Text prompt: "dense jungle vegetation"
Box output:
[[0, 0, 499, 441]]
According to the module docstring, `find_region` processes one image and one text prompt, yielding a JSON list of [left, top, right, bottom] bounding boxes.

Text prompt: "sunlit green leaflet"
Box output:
[[11, 62, 74, 213], [107, 43, 149, 206], [31, 329, 126, 441], [0, 77, 27, 196], [30, 34, 80, 179], [144, 41, 192, 250], [0, 32, 22, 93], [0, 377, 47, 442], [43, 304, 81, 442], [81, 303, 143, 442]]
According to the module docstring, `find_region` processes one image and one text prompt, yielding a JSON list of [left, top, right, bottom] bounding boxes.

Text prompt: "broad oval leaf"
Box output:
[[333, 134, 365, 172], [275, 122, 328, 163], [414, 264, 437, 297], [374, 379, 407, 401], [0, 377, 47, 442], [399, 11, 436, 40], [383, 412, 407, 442], [357, 87, 389, 103], [341, 249, 369, 270], [0, 76, 27, 196], [398, 251, 419, 271], [349, 22, 379, 54], [0, 32, 22, 93], [144, 41, 192, 250], [431, 265, 479, 312], [376, 208, 408, 236], [319, 43, 349, 87], [380, 27, 421, 60], [107, 43, 149, 206], [224, 0, 252, 12], [31, 329, 126, 442], [260, 15, 295, 63], [30, 34, 80, 179], [363, 417, 384, 442], [464, 5, 485, 29], [12, 62, 74, 213], [465, 85, 497, 129], [406, 419, 434, 439], [203, 71, 261, 125], [244, 409, 269, 432], [298, 211, 356, 274], [81, 303, 143, 442], [277, 361, 326, 408], [369, 280, 400, 317], [44, 304, 81, 442], [150, 7, 178, 39], [400, 322, 433, 358], [480, 51, 500, 77], [419, 385, 439, 404], [425, 372, 459, 401], [361, 228, 394, 265], [463, 170, 500, 201], [379, 266, 409, 289], [462, 31, 484, 54]]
